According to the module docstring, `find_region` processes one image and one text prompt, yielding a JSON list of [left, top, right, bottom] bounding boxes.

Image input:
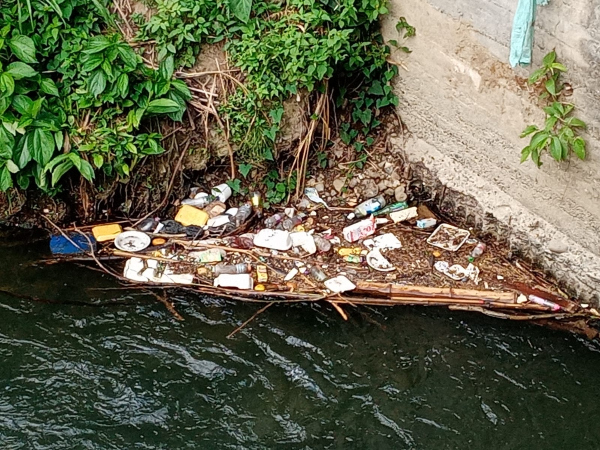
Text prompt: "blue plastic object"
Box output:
[[509, 0, 549, 67], [50, 233, 96, 255]]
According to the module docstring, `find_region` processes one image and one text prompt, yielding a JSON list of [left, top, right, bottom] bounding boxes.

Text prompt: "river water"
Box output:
[[1, 234, 600, 449]]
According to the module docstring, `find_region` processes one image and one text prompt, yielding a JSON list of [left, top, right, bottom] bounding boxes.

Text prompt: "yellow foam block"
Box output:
[[175, 205, 209, 227], [92, 223, 123, 242]]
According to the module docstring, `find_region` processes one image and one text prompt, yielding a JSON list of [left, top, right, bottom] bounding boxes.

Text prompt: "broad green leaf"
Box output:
[[550, 136, 562, 161], [551, 62, 567, 72], [51, 160, 74, 186], [12, 95, 34, 116], [0, 124, 14, 157], [117, 73, 129, 98], [121, 163, 130, 176], [0, 73, 14, 97], [78, 159, 95, 181], [545, 78, 556, 96], [529, 131, 549, 150], [229, 0, 252, 23], [171, 79, 192, 101], [159, 55, 175, 80], [15, 134, 32, 168], [528, 68, 545, 84], [32, 128, 55, 166], [82, 53, 104, 72], [542, 51, 556, 67], [6, 62, 37, 79], [8, 35, 37, 63], [367, 80, 384, 96], [118, 45, 138, 70], [566, 117, 586, 128], [40, 78, 59, 96], [520, 125, 538, 138], [88, 70, 107, 97], [572, 137, 586, 160], [5, 159, 19, 173], [83, 36, 112, 54], [16, 172, 29, 190], [92, 153, 104, 168], [238, 163, 253, 178], [146, 98, 181, 114], [0, 166, 12, 191], [520, 146, 532, 163], [54, 131, 64, 150], [68, 153, 82, 171], [531, 147, 541, 167]]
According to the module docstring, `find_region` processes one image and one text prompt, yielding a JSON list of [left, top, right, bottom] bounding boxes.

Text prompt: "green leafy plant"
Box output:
[[520, 51, 586, 167], [0, 0, 191, 193], [389, 16, 415, 53]]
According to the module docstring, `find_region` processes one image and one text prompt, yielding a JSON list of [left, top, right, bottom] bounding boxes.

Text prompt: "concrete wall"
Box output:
[[381, 0, 600, 302]]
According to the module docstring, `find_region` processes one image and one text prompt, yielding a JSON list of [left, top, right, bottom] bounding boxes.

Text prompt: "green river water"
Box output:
[[1, 233, 600, 449]]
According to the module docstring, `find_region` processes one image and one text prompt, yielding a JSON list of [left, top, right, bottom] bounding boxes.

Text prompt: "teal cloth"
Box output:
[[509, 0, 549, 67]]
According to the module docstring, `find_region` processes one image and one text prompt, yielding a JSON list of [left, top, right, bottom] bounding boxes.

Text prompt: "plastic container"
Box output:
[[264, 213, 283, 228], [528, 295, 561, 311], [256, 265, 268, 283], [206, 215, 231, 228], [290, 231, 316, 254], [310, 266, 327, 282], [234, 203, 253, 226], [213, 263, 251, 275], [338, 247, 362, 256], [353, 195, 386, 218], [211, 183, 232, 202], [50, 233, 96, 255], [92, 223, 122, 242], [251, 192, 263, 218], [313, 235, 331, 252], [175, 205, 209, 226], [282, 215, 304, 231], [253, 229, 293, 250], [374, 201, 408, 216], [416, 218, 437, 229], [189, 249, 225, 263], [213, 273, 254, 290], [470, 242, 487, 259], [343, 217, 377, 242]]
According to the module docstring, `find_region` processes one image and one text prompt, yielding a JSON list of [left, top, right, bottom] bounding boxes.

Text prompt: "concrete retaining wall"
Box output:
[[381, 0, 600, 303]]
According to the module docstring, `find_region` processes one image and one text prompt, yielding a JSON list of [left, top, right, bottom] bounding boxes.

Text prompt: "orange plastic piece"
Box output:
[[92, 223, 122, 242], [175, 205, 209, 227]]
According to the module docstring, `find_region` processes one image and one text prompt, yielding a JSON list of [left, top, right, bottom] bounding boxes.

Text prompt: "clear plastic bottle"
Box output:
[[313, 235, 332, 252], [310, 266, 327, 282], [353, 195, 386, 218], [282, 214, 305, 231], [213, 263, 251, 275], [234, 202, 253, 226], [264, 213, 283, 228], [470, 242, 487, 259]]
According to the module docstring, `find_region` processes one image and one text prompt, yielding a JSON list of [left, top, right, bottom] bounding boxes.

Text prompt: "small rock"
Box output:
[[333, 178, 345, 193], [360, 179, 379, 198], [315, 182, 325, 193], [548, 239, 568, 254], [384, 188, 395, 196], [384, 162, 394, 175], [348, 177, 359, 188], [377, 180, 388, 192], [394, 186, 408, 203]]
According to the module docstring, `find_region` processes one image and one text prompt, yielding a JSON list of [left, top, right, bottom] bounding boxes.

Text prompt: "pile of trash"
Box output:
[[48, 181, 581, 315]]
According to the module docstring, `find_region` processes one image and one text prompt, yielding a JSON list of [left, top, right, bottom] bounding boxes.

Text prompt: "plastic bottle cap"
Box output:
[[347, 213, 356, 220]]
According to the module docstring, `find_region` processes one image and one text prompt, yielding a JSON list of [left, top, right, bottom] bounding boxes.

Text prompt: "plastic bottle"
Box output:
[[264, 213, 284, 228], [344, 255, 362, 263], [282, 214, 304, 231], [338, 247, 362, 256], [470, 242, 487, 259], [251, 191, 263, 218], [213, 273, 254, 290], [211, 183, 232, 202], [373, 201, 408, 216], [416, 218, 437, 229], [213, 263, 251, 275], [234, 202, 253, 226], [310, 266, 327, 282], [353, 195, 387, 219], [528, 294, 561, 311], [313, 235, 332, 252]]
